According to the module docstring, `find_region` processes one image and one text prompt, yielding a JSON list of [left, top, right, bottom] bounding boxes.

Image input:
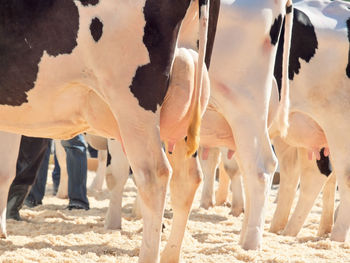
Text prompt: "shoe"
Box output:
[[6, 184, 30, 221], [66, 204, 89, 211], [24, 198, 42, 208]]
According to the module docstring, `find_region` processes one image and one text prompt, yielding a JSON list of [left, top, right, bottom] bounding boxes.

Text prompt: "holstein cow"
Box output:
[[267, 0, 350, 242], [170, 0, 294, 250], [271, 136, 336, 237], [0, 0, 216, 262]]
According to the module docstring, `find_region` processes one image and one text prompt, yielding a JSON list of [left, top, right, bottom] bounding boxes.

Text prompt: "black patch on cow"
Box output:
[[184, 136, 188, 142], [0, 0, 79, 106], [316, 148, 332, 177], [346, 18, 350, 78], [90, 17, 103, 42], [78, 0, 99, 6], [106, 149, 112, 167], [129, 0, 190, 112], [274, 8, 318, 97], [286, 5, 293, 14], [192, 151, 198, 158], [270, 14, 283, 46]]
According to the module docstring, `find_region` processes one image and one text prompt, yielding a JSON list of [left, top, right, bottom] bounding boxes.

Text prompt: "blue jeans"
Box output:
[[26, 135, 89, 210], [26, 140, 52, 203], [61, 134, 89, 209]]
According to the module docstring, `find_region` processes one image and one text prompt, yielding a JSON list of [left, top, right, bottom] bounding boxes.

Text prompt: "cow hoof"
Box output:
[[0, 232, 7, 239], [230, 207, 244, 217], [282, 228, 298, 237], [330, 226, 347, 242], [105, 223, 122, 230], [200, 200, 214, 210], [241, 227, 262, 250]]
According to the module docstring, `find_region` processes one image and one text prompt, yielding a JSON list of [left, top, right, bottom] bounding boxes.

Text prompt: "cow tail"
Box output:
[[186, 0, 210, 157], [277, 1, 293, 137]]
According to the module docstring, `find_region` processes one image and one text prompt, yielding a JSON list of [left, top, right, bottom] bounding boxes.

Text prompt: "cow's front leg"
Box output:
[[318, 172, 336, 236], [0, 132, 21, 238], [161, 139, 202, 263], [89, 150, 108, 192], [283, 148, 327, 236], [269, 138, 300, 234], [55, 140, 68, 199], [215, 160, 230, 206], [228, 164, 244, 217], [199, 147, 221, 209], [105, 140, 129, 230]]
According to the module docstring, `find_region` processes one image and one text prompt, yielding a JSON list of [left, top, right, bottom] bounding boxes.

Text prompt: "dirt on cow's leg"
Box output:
[[161, 140, 202, 263], [318, 172, 336, 236], [0, 132, 21, 238], [105, 140, 129, 230], [270, 138, 300, 234]]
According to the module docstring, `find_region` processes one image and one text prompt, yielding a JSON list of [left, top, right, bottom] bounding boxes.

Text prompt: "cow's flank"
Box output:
[[0, 0, 79, 106]]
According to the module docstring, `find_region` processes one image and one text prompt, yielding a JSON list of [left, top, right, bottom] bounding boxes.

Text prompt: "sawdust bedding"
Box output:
[[1, 167, 349, 263]]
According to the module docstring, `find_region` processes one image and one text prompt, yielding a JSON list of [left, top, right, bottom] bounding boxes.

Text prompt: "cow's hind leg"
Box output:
[[105, 140, 130, 230], [161, 140, 202, 263], [0, 132, 21, 238], [115, 111, 171, 263], [231, 118, 277, 250]]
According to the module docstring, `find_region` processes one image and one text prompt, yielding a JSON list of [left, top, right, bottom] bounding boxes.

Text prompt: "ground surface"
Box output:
[[1, 166, 349, 263]]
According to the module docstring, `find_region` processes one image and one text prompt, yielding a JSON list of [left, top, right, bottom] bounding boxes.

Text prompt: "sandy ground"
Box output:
[[1, 166, 349, 263]]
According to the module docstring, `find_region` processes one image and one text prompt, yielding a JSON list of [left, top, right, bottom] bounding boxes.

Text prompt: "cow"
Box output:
[[267, 0, 350, 242], [164, 0, 294, 250], [0, 0, 216, 262], [270, 137, 336, 237]]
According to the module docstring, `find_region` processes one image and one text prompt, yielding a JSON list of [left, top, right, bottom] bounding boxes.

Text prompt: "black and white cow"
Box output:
[[268, 0, 350, 242], [0, 1, 218, 262]]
